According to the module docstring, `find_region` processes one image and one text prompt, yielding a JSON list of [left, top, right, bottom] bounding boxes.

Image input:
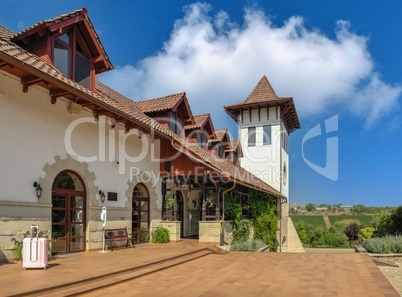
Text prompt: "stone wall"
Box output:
[[160, 221, 181, 241], [199, 221, 222, 243]]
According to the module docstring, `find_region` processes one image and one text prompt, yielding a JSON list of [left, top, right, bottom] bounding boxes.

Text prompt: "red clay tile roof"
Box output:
[[0, 26, 14, 40], [185, 114, 209, 130], [0, 19, 284, 200], [12, 8, 113, 73], [209, 128, 229, 143], [225, 75, 301, 134], [225, 139, 240, 152], [246, 75, 279, 103], [179, 139, 283, 198], [136, 93, 185, 113]]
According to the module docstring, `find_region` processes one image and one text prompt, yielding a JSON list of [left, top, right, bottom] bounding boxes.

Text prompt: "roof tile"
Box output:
[[0, 25, 14, 40], [136, 93, 185, 113], [185, 114, 209, 130]]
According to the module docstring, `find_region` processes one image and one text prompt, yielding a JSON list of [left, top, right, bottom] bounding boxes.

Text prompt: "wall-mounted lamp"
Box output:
[[33, 181, 43, 199], [99, 190, 106, 203]]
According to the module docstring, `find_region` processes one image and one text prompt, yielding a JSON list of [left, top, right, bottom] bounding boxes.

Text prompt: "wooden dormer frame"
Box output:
[[11, 8, 113, 92], [51, 26, 97, 89]]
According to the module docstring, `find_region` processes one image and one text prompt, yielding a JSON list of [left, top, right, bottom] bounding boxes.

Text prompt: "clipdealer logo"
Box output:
[[302, 115, 339, 181]]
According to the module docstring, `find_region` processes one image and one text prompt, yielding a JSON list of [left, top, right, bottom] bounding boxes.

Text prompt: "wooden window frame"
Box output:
[[51, 27, 94, 89]]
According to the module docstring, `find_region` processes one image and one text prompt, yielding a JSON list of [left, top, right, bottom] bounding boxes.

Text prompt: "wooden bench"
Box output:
[[104, 228, 134, 251]]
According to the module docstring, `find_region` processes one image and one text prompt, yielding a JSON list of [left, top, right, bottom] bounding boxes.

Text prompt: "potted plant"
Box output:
[[206, 194, 215, 208], [165, 195, 174, 209], [164, 195, 175, 221]]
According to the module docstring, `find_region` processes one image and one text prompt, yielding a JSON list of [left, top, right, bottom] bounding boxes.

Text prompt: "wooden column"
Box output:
[[161, 178, 167, 220], [201, 174, 206, 221], [215, 187, 221, 220], [173, 192, 178, 221]]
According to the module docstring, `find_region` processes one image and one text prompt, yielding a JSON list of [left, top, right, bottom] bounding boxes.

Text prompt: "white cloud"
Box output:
[[100, 2, 401, 129]]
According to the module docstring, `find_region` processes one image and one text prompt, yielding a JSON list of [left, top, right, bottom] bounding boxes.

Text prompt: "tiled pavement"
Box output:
[[0, 240, 399, 297]]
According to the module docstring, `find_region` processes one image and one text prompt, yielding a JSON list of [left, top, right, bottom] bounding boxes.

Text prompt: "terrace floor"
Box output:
[[0, 240, 399, 296]]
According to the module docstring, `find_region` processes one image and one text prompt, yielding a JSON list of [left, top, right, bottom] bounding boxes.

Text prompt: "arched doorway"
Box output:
[[51, 171, 86, 254], [132, 184, 150, 243]]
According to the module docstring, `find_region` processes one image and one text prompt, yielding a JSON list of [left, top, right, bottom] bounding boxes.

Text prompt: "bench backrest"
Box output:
[[104, 228, 128, 239]]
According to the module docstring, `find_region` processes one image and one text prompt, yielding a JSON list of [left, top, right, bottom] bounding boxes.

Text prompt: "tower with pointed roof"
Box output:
[[225, 75, 300, 251]]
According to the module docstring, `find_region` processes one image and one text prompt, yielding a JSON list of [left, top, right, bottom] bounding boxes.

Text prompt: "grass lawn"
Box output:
[[327, 214, 374, 228], [290, 215, 327, 228]]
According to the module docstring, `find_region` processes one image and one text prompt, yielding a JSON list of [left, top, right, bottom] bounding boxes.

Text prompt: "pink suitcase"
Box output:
[[22, 226, 48, 270]]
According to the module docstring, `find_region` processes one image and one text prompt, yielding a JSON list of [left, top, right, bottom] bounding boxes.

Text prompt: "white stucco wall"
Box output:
[[0, 71, 161, 258], [238, 107, 283, 192]]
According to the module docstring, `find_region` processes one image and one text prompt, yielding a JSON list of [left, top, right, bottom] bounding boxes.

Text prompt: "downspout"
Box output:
[[220, 181, 236, 246]]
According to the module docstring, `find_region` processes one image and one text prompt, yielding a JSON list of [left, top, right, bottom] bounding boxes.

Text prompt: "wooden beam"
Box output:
[[266, 105, 269, 120], [21, 75, 43, 93], [21, 36, 32, 45], [50, 89, 71, 104], [38, 29, 47, 37], [281, 101, 293, 116], [48, 15, 85, 33], [94, 110, 113, 117], [258, 106, 261, 122], [0, 60, 13, 69], [125, 123, 139, 133], [76, 99, 92, 106]]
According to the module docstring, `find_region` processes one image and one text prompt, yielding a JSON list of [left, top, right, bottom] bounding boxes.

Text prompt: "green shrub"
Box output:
[[373, 206, 402, 237], [310, 226, 327, 246], [11, 231, 31, 260], [232, 219, 251, 243], [11, 237, 24, 260], [364, 235, 402, 253], [254, 209, 278, 249], [151, 227, 170, 243], [230, 239, 265, 252], [324, 232, 349, 248], [359, 227, 375, 242]]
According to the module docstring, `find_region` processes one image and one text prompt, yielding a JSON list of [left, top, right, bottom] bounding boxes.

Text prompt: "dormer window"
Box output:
[[196, 130, 208, 148], [53, 28, 91, 88], [169, 112, 183, 137]]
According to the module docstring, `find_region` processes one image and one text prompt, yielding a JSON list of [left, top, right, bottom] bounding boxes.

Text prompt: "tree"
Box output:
[[254, 209, 279, 249], [372, 206, 402, 237], [305, 203, 315, 212], [344, 221, 361, 243], [388, 206, 402, 234], [296, 221, 308, 244]]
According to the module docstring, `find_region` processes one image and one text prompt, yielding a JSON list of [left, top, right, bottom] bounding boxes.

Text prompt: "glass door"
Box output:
[[52, 194, 67, 253], [52, 192, 85, 253], [132, 184, 150, 243], [52, 171, 86, 254], [69, 195, 85, 251]]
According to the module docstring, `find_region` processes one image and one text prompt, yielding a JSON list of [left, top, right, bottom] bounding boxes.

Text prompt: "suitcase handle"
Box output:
[[30, 225, 39, 239]]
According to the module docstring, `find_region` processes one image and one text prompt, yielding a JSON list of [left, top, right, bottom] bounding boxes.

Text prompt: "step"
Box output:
[[16, 248, 213, 297]]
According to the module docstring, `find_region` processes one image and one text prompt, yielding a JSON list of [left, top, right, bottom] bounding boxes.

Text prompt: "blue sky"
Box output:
[[1, 1, 401, 206]]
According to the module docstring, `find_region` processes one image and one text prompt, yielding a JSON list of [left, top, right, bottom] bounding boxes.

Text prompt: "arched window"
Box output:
[[132, 184, 150, 243]]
